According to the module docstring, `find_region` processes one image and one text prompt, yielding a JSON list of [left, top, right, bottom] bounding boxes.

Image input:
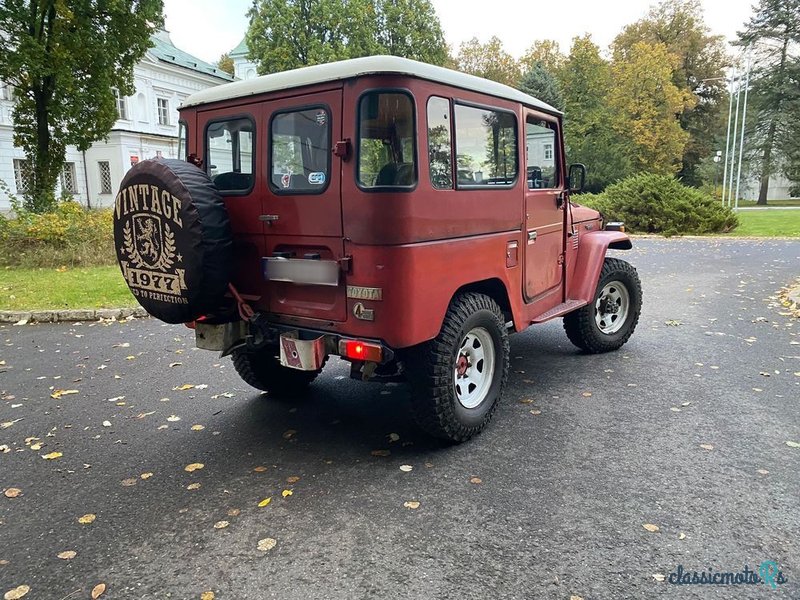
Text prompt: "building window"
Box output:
[[357, 92, 416, 188], [454, 104, 517, 187], [98, 161, 112, 194], [270, 107, 330, 193], [157, 98, 170, 125], [13, 159, 32, 194], [206, 117, 254, 193], [113, 89, 127, 120], [60, 162, 77, 193], [544, 144, 553, 161], [0, 82, 11, 101], [427, 96, 453, 189]]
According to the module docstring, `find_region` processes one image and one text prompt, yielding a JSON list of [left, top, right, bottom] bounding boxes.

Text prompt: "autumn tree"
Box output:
[[217, 53, 235, 76], [518, 62, 564, 111], [455, 37, 520, 86], [246, 0, 448, 74], [0, 0, 164, 212], [608, 41, 694, 175], [519, 40, 565, 77], [560, 35, 629, 192], [738, 0, 800, 204], [612, 0, 729, 185]]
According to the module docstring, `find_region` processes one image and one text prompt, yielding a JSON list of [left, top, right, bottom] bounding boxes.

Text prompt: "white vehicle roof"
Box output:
[[182, 55, 561, 115]]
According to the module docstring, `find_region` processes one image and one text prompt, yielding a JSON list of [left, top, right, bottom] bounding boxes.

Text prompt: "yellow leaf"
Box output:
[[0, 419, 22, 429], [699, 444, 714, 451], [642, 523, 660, 533], [167, 415, 181, 422], [50, 389, 79, 399], [3, 488, 21, 498], [787, 441, 800, 448], [253, 466, 268, 472], [652, 574, 666, 582], [678, 533, 686, 540], [78, 514, 96, 525], [519, 398, 534, 404], [200, 593, 215, 600], [258, 497, 272, 507], [281, 490, 293, 498], [184, 463, 204, 472], [3, 585, 31, 600], [125, 355, 135, 360], [257, 538, 277, 551], [570, 596, 584, 600], [213, 520, 229, 529], [57, 551, 77, 560], [191, 424, 205, 431], [581, 392, 592, 398], [286, 476, 300, 484], [140, 472, 153, 480], [187, 483, 201, 490], [403, 501, 420, 509], [399, 465, 413, 472], [91, 583, 106, 599], [41, 452, 63, 460], [469, 477, 482, 485], [174, 384, 194, 391]]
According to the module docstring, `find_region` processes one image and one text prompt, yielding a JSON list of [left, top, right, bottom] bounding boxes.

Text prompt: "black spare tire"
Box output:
[[113, 159, 233, 324]]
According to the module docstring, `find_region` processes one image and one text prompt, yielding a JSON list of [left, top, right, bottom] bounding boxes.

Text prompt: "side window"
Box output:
[[177, 121, 187, 161], [427, 96, 452, 189], [270, 107, 330, 193], [454, 104, 517, 187], [206, 118, 254, 193], [525, 117, 558, 189], [357, 92, 416, 189]]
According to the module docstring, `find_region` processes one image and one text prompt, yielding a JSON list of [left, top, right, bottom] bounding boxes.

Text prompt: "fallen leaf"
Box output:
[[581, 392, 592, 398], [257, 538, 277, 551], [700, 444, 714, 450], [227, 509, 240, 517], [3, 585, 30, 600], [195, 384, 209, 390], [519, 398, 534, 404], [174, 384, 194, 391], [0, 420, 22, 430], [469, 477, 482, 484], [570, 596, 584, 600], [200, 593, 215, 600], [184, 463, 204, 472], [121, 478, 137, 487], [403, 500, 420, 509], [258, 497, 272, 507], [399, 465, 413, 472], [186, 483, 201, 490], [678, 533, 686, 540], [757, 469, 769, 475], [50, 389, 79, 399], [191, 424, 205, 431], [167, 415, 181, 422], [102, 421, 112, 427], [41, 452, 62, 460], [3, 488, 21, 498], [652, 573, 666, 582], [529, 409, 542, 415], [286, 476, 300, 484], [169, 362, 182, 368], [0, 445, 10, 453], [282, 489, 293, 498], [91, 583, 106, 599], [136, 411, 155, 419], [140, 472, 153, 480], [253, 466, 268, 472], [642, 523, 660, 533], [78, 514, 96, 524], [371, 449, 391, 457], [57, 551, 77, 560], [786, 441, 800, 448], [387, 432, 400, 442], [213, 520, 229, 529], [282, 429, 296, 439]]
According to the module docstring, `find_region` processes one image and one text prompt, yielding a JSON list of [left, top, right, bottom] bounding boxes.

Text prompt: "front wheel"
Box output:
[[232, 346, 321, 396], [405, 293, 510, 442], [563, 257, 642, 353]]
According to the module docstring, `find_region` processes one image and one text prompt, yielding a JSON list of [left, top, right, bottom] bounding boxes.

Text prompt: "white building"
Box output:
[[230, 37, 259, 82], [0, 29, 233, 211]]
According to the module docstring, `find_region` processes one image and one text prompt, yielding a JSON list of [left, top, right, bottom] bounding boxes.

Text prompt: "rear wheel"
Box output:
[[405, 293, 509, 442], [563, 257, 642, 353], [232, 346, 321, 396]]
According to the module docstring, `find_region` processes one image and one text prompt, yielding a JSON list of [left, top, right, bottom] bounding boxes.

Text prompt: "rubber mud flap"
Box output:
[[113, 159, 233, 324]]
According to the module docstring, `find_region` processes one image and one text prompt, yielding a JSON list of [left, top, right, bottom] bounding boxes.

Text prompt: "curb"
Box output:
[[0, 307, 148, 324]]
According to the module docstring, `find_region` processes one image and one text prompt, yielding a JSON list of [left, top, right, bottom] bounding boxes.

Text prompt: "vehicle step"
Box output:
[[531, 299, 587, 323]]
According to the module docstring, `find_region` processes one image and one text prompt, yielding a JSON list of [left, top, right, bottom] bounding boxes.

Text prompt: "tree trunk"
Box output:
[[757, 119, 776, 205]]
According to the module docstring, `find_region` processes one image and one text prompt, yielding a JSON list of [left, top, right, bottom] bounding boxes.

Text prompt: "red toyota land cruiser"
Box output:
[[113, 55, 642, 442]]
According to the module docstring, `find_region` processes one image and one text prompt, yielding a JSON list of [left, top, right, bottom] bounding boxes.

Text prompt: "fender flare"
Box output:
[[568, 231, 632, 303]]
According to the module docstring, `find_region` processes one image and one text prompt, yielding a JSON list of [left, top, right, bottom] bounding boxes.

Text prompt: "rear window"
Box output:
[[357, 92, 416, 189], [270, 107, 331, 193], [454, 104, 517, 187], [206, 117, 254, 193]]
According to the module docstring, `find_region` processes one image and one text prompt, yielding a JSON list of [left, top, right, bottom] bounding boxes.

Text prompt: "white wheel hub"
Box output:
[[454, 327, 495, 409], [595, 280, 630, 334]]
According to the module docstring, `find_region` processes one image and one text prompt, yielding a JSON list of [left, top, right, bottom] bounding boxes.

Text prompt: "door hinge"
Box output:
[[339, 255, 352, 273]]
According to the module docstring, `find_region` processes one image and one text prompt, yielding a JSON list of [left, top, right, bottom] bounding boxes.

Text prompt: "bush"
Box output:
[[0, 201, 115, 268], [577, 173, 738, 236]]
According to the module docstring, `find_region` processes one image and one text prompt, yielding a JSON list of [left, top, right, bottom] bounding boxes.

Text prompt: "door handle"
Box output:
[[528, 230, 537, 242], [259, 214, 279, 225]]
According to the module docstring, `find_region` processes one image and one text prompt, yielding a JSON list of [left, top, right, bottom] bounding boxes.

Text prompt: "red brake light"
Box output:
[[339, 339, 383, 362]]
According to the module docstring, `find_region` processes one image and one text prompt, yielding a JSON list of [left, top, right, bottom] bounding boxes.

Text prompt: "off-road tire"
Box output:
[[405, 293, 509, 442], [232, 347, 321, 396], [563, 257, 642, 353]]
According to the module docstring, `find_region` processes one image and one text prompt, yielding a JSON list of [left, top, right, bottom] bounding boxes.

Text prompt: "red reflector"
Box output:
[[339, 340, 383, 362], [184, 321, 196, 329]]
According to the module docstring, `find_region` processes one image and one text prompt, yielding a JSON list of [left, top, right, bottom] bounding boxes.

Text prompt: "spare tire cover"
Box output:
[[113, 159, 233, 324]]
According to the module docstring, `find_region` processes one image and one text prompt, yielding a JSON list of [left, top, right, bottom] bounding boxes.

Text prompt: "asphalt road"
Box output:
[[1, 238, 799, 600]]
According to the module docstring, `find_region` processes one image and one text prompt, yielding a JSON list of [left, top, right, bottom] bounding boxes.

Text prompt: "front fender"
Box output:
[[568, 231, 632, 303]]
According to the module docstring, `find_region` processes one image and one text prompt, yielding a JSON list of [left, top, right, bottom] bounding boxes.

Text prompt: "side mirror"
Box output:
[[567, 163, 586, 194]]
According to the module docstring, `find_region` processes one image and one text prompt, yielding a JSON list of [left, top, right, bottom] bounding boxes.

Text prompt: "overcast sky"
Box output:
[[162, 0, 756, 66]]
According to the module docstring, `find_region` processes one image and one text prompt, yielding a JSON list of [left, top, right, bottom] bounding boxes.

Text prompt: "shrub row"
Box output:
[[577, 174, 738, 236]]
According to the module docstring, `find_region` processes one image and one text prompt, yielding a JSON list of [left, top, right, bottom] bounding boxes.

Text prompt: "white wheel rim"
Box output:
[[595, 280, 630, 334], [454, 327, 495, 409]]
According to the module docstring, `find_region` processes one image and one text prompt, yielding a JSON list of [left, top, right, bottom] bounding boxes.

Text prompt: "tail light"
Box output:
[[338, 339, 383, 362]]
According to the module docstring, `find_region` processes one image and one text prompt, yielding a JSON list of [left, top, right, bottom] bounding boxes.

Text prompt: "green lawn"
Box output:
[[735, 198, 800, 208], [0, 265, 135, 311], [728, 209, 800, 237]]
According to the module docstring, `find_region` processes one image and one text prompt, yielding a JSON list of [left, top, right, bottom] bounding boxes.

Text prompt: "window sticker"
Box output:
[[308, 172, 326, 185], [315, 111, 327, 126], [281, 173, 291, 188]]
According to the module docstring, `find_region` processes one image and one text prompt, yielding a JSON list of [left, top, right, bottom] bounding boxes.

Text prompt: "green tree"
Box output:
[[517, 62, 564, 111], [612, 0, 730, 185], [455, 36, 520, 86], [374, 0, 448, 65], [738, 0, 800, 204], [608, 41, 694, 175], [560, 35, 630, 192], [0, 0, 164, 212], [217, 52, 235, 76], [519, 40, 565, 77]]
